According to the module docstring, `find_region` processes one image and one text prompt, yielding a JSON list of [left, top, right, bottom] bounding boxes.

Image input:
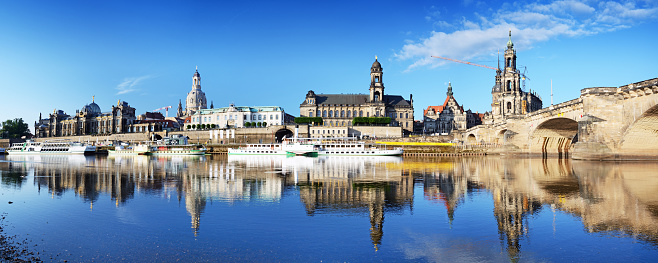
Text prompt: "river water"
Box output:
[[1, 154, 657, 262]]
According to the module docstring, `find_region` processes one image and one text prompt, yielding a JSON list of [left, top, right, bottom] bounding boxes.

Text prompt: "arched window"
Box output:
[[347, 110, 351, 118], [507, 81, 512, 91], [329, 110, 333, 117], [507, 102, 512, 112], [506, 58, 511, 67], [341, 110, 344, 117], [323, 110, 327, 117], [359, 110, 363, 117]]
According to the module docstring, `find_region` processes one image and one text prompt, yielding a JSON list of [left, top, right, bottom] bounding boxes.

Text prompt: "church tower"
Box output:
[[369, 57, 384, 103], [185, 67, 207, 116], [489, 31, 542, 120], [177, 99, 183, 118]]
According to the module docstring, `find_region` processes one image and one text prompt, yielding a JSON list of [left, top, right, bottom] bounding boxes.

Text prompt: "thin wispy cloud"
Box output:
[[396, 0, 658, 71], [116, 75, 152, 95]]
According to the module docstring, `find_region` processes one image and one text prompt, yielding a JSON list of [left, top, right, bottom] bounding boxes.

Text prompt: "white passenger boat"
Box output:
[[108, 144, 151, 155], [227, 138, 319, 156], [316, 138, 403, 156], [7, 139, 96, 155]]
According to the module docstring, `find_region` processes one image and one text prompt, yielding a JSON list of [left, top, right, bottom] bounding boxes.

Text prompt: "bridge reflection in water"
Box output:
[[1, 154, 657, 260]]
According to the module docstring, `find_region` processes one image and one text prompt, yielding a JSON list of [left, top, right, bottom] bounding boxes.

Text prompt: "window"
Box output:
[[507, 80, 512, 91], [323, 110, 327, 117], [276, 115, 278, 120], [406, 113, 409, 119], [341, 110, 344, 117], [400, 113, 403, 118], [317, 110, 321, 117], [367, 112, 370, 117], [359, 110, 363, 117], [309, 112, 314, 117], [270, 115, 273, 120], [347, 110, 351, 118], [258, 115, 262, 120], [329, 110, 333, 117]]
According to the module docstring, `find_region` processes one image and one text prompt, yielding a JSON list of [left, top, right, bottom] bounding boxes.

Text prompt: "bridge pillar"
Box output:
[[572, 115, 614, 160]]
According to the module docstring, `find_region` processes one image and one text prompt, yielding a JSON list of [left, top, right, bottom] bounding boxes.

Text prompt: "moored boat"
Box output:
[[228, 138, 319, 156], [316, 138, 403, 156], [149, 135, 206, 155], [108, 144, 151, 155], [7, 140, 96, 155]]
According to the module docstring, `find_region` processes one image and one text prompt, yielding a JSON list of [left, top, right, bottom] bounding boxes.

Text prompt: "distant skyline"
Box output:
[[1, 0, 657, 132]]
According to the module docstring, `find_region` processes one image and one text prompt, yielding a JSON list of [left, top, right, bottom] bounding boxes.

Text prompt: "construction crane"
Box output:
[[153, 106, 173, 117], [431, 55, 497, 70], [431, 55, 529, 91]]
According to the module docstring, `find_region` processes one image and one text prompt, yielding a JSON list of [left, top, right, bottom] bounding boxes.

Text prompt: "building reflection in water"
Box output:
[[402, 156, 658, 260], [228, 155, 413, 251], [2, 154, 658, 257]]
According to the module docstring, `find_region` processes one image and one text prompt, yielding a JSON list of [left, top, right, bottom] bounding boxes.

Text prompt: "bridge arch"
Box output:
[[495, 129, 507, 144], [274, 128, 294, 143], [530, 118, 578, 157], [466, 134, 477, 143], [619, 104, 658, 154]]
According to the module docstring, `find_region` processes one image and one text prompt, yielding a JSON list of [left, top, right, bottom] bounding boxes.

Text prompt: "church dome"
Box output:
[[81, 102, 101, 114], [371, 59, 382, 70]]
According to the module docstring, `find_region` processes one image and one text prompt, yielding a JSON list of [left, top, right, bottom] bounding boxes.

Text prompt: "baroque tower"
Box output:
[[185, 67, 207, 116], [490, 31, 542, 120], [369, 57, 384, 103]]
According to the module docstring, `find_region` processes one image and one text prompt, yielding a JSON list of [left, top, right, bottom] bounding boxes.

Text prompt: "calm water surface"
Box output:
[[1, 154, 657, 262]]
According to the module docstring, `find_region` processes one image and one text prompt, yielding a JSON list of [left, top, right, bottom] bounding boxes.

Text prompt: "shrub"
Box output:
[[186, 124, 191, 130], [245, 122, 251, 127], [294, 117, 323, 125], [191, 124, 196, 129], [262, 122, 267, 127], [211, 124, 216, 129]]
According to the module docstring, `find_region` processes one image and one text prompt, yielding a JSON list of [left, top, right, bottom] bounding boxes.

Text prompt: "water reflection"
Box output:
[[1, 154, 658, 260]]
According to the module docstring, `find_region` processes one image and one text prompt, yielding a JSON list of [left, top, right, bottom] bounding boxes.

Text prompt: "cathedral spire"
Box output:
[[506, 30, 514, 49]]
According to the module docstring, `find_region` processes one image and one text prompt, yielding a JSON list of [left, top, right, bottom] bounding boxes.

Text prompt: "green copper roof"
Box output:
[[506, 30, 513, 49]]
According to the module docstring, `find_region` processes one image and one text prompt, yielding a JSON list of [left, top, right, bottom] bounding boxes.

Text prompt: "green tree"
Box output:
[[191, 124, 196, 129], [186, 124, 191, 130], [200, 124, 206, 129], [251, 122, 256, 127], [262, 122, 267, 127], [211, 124, 216, 129], [1, 118, 30, 138], [257, 122, 262, 127], [245, 122, 251, 127]]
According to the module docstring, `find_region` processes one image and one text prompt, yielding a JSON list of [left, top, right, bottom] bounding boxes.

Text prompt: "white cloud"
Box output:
[[396, 0, 658, 70], [116, 75, 152, 95]]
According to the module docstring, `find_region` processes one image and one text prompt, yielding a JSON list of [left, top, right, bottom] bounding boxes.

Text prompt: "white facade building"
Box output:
[[188, 104, 287, 129]]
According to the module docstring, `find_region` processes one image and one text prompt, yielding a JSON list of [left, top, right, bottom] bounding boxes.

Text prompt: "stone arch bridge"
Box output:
[[463, 77, 658, 160]]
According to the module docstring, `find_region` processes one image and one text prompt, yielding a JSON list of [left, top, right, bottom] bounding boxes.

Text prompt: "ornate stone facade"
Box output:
[[423, 82, 482, 134], [486, 31, 542, 124], [299, 58, 415, 134], [35, 98, 137, 137]]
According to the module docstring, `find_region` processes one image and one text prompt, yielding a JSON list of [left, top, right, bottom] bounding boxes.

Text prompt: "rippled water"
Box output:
[[1, 154, 658, 262]]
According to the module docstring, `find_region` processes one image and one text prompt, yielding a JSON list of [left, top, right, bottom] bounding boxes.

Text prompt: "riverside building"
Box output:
[[187, 104, 294, 129], [299, 57, 414, 135], [423, 82, 482, 135]]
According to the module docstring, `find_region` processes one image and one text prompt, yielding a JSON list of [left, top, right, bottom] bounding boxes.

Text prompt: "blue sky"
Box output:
[[1, 0, 657, 131]]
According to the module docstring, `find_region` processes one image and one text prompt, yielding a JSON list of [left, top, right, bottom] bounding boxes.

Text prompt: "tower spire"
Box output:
[[506, 30, 514, 49]]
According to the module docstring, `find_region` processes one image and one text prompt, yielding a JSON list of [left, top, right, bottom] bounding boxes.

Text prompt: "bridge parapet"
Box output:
[[527, 98, 583, 119], [619, 78, 658, 99]]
